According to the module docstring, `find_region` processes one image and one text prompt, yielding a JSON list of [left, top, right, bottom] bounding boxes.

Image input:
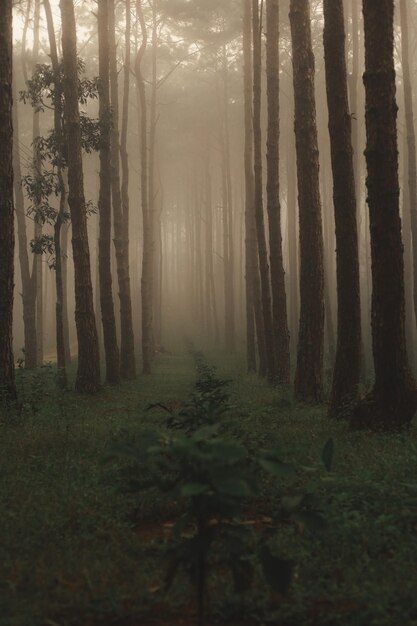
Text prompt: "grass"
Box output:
[[1, 349, 417, 625]]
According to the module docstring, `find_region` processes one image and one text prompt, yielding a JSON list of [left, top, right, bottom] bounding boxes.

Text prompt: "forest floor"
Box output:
[[1, 348, 417, 626]]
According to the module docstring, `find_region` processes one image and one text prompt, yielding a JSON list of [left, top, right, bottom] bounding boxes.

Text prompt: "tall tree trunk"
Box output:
[[252, 0, 276, 382], [0, 0, 16, 401], [60, 0, 100, 393], [148, 3, 158, 349], [323, 0, 361, 417], [13, 77, 37, 370], [44, 0, 68, 387], [243, 0, 256, 372], [135, 0, 153, 374], [98, 0, 120, 384], [290, 0, 325, 403], [400, 0, 417, 353], [32, 0, 43, 366], [266, 0, 290, 383], [352, 0, 416, 431], [109, 0, 136, 379], [221, 47, 236, 353], [286, 114, 299, 362]]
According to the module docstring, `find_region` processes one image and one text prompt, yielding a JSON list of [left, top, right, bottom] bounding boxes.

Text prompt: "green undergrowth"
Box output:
[[1, 350, 417, 625]]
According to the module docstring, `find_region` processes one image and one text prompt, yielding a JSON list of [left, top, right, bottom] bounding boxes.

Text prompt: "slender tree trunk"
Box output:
[[60, 0, 100, 393], [222, 48, 236, 353], [149, 3, 158, 350], [352, 0, 416, 431], [44, 0, 68, 387], [12, 77, 37, 369], [98, 0, 120, 384], [266, 0, 290, 383], [286, 114, 299, 362], [0, 0, 16, 401], [252, 0, 276, 382], [32, 0, 43, 366], [135, 0, 153, 374], [243, 0, 256, 372], [400, 0, 417, 352], [323, 0, 361, 417], [290, 0, 325, 403], [109, 0, 136, 379]]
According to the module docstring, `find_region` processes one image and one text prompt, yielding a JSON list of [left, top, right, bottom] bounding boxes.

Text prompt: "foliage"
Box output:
[[2, 352, 417, 625]]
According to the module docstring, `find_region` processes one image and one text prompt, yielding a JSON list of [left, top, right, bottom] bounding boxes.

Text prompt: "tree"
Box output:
[[136, 0, 153, 375], [400, 0, 417, 345], [290, 0, 325, 403], [252, 0, 276, 382], [60, 0, 100, 393], [0, 0, 16, 401], [97, 0, 120, 384], [352, 0, 416, 430], [323, 0, 361, 417], [266, 0, 290, 383], [109, 0, 136, 380]]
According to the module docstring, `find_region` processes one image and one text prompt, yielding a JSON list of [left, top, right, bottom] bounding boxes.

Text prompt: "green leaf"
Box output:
[[259, 458, 295, 478], [214, 478, 252, 497], [322, 438, 334, 472], [281, 495, 305, 513], [180, 483, 210, 497]]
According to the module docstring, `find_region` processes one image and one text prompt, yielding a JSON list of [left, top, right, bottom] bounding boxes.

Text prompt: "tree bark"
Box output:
[[98, 0, 120, 384], [0, 0, 16, 401], [243, 0, 257, 372], [135, 0, 153, 374], [352, 0, 416, 430], [266, 0, 290, 383], [252, 0, 276, 382], [109, 0, 136, 380], [290, 0, 325, 403], [400, 0, 417, 357], [60, 0, 100, 393], [12, 77, 38, 370], [323, 0, 361, 417], [44, 0, 68, 387]]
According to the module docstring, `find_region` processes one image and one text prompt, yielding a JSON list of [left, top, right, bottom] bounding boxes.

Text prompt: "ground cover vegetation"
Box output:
[[1, 350, 417, 626]]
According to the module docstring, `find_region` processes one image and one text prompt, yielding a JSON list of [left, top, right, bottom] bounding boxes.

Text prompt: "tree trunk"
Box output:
[[352, 0, 416, 431], [44, 0, 68, 387], [0, 0, 16, 401], [266, 0, 290, 383], [109, 0, 136, 380], [12, 76, 37, 370], [400, 0, 417, 357], [60, 0, 100, 393], [98, 0, 120, 385], [243, 0, 256, 372], [290, 0, 325, 403], [252, 0, 276, 382], [135, 0, 153, 374], [323, 0, 361, 417], [30, 0, 43, 367]]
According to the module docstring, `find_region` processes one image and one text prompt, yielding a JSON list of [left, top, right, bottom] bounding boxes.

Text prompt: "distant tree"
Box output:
[[243, 0, 257, 373], [109, 0, 136, 380], [266, 0, 290, 383], [97, 0, 120, 384], [290, 0, 325, 403], [323, 0, 361, 417], [135, 0, 153, 375], [60, 0, 100, 393], [252, 0, 276, 382], [352, 0, 417, 430], [0, 0, 16, 400]]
